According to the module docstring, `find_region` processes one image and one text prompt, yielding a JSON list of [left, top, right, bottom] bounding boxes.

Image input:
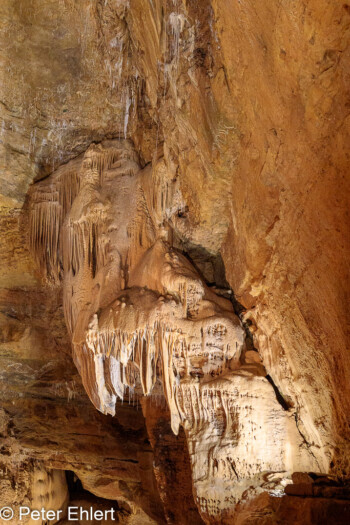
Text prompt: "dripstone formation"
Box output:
[[0, 0, 349, 524], [29, 141, 322, 523]]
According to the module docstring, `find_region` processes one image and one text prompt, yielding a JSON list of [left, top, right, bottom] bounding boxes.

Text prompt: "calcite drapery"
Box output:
[[29, 140, 319, 522]]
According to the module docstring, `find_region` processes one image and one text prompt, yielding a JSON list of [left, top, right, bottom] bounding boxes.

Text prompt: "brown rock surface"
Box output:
[[27, 139, 322, 521], [0, 0, 349, 524], [0, 283, 166, 523]]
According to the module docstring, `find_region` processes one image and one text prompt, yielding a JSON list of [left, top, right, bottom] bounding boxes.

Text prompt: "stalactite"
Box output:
[[29, 166, 80, 282], [28, 139, 322, 523], [30, 182, 63, 282], [59, 171, 80, 217]]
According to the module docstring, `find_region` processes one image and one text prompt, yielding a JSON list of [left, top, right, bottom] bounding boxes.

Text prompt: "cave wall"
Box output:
[[27, 138, 325, 522], [0, 1, 349, 524]]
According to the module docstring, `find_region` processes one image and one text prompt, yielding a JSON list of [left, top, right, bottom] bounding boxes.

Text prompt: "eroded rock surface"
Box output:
[[29, 140, 322, 522], [0, 0, 349, 523]]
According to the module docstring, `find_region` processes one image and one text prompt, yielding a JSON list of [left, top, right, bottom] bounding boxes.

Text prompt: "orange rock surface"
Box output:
[[0, 1, 349, 523]]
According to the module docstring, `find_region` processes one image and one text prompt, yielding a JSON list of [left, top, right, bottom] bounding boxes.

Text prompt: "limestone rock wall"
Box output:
[[28, 140, 322, 521], [0, 0, 349, 524]]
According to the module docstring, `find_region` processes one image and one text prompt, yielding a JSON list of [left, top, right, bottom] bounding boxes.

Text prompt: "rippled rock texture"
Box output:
[[0, 0, 349, 524]]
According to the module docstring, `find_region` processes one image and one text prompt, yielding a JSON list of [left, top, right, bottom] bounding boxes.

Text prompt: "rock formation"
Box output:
[[0, 0, 349, 524], [28, 139, 331, 522]]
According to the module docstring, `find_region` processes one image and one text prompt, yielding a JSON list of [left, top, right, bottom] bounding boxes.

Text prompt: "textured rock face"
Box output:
[[0, 284, 168, 523], [0, 0, 349, 524], [28, 140, 320, 521]]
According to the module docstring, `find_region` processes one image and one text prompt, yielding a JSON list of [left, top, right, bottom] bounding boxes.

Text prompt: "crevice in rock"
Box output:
[[230, 294, 295, 412], [232, 293, 294, 412], [294, 410, 322, 471], [172, 241, 263, 358], [172, 234, 228, 287], [65, 470, 130, 518], [228, 292, 257, 351], [210, 279, 299, 416], [266, 375, 292, 411]]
